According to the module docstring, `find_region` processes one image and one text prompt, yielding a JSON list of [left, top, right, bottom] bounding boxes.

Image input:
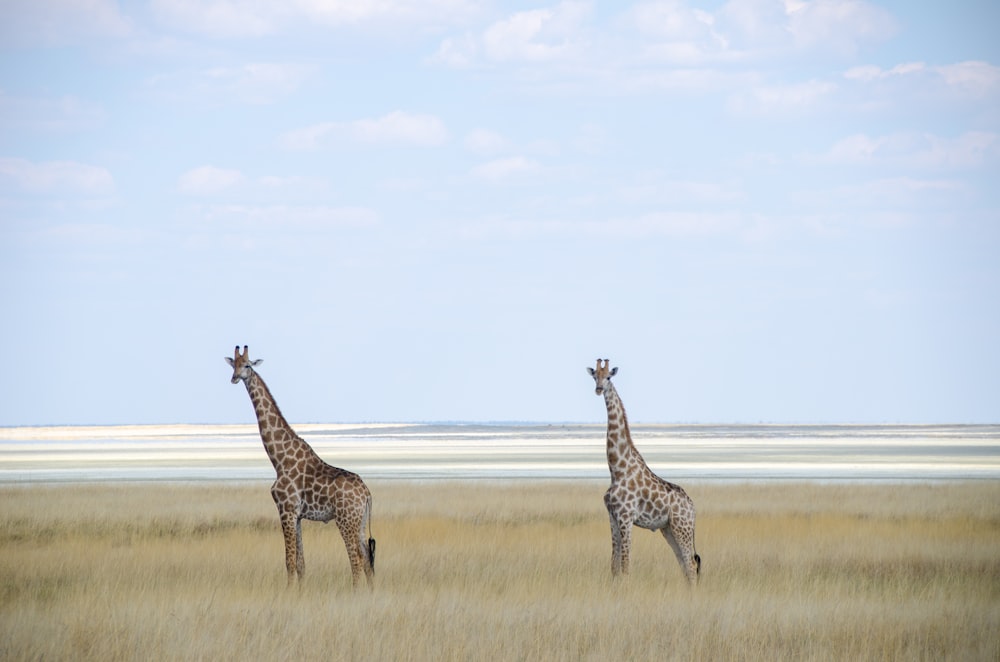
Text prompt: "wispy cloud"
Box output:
[[433, 1, 592, 67], [933, 61, 1000, 96], [435, 0, 896, 73], [823, 131, 1000, 169], [461, 210, 745, 240], [146, 62, 314, 106], [728, 79, 838, 115], [195, 203, 379, 230], [177, 166, 244, 196], [845, 60, 1000, 96], [464, 129, 509, 155], [470, 156, 542, 182], [793, 177, 965, 214], [280, 111, 449, 150], [844, 62, 927, 82], [783, 0, 897, 55], [0, 158, 114, 195], [150, 0, 480, 38], [150, 0, 276, 37]]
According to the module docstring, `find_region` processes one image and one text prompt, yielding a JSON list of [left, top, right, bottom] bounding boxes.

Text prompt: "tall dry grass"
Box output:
[[1, 481, 998, 661]]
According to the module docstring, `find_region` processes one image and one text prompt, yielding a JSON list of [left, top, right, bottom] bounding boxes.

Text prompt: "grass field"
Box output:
[[2, 481, 998, 660]]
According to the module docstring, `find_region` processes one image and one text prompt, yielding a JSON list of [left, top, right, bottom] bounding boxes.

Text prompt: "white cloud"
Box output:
[[353, 111, 448, 145], [840, 60, 1000, 112], [615, 176, 746, 206], [627, 1, 716, 41], [793, 177, 964, 214], [624, 1, 723, 65], [280, 111, 448, 150], [433, 33, 480, 68], [843, 61, 1000, 94], [597, 211, 742, 237], [483, 1, 591, 62], [711, 0, 788, 56], [704, 0, 897, 59], [464, 129, 509, 154], [432, 0, 897, 84], [294, 0, 479, 27], [177, 166, 245, 195], [150, 0, 479, 38], [197, 203, 379, 229], [784, 0, 897, 55], [0, 158, 114, 195], [146, 62, 313, 106], [462, 210, 744, 240], [841, 177, 963, 206], [824, 131, 1000, 169], [729, 79, 837, 115], [255, 174, 329, 195], [150, 0, 278, 37], [843, 62, 925, 82], [934, 61, 1000, 96], [204, 63, 313, 104], [471, 156, 542, 182], [433, 1, 592, 66]]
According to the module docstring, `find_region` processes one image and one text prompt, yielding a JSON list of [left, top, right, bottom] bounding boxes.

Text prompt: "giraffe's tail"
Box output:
[[365, 496, 376, 573]]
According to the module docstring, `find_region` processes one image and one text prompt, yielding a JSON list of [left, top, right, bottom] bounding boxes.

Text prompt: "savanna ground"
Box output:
[[1, 481, 998, 661]]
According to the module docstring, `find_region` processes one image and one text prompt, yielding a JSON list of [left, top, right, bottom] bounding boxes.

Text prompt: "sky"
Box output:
[[1, 0, 998, 427]]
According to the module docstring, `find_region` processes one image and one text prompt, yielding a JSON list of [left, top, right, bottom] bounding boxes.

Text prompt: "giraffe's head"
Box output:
[[225, 345, 262, 384], [587, 358, 618, 395]]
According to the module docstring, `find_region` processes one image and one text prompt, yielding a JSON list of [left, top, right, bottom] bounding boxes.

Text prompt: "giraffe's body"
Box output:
[[226, 345, 374, 589], [588, 359, 700, 584]]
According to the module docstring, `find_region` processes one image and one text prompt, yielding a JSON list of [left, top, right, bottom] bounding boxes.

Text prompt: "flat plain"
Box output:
[[2, 480, 999, 661]]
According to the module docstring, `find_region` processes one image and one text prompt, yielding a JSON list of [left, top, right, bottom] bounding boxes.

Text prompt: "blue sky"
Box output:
[[1, 0, 998, 426]]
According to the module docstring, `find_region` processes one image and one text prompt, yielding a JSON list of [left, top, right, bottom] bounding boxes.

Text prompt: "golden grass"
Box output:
[[2, 481, 999, 661]]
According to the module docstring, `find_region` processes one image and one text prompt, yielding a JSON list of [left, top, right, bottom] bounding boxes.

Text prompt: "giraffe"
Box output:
[[226, 345, 375, 589], [587, 358, 700, 585]]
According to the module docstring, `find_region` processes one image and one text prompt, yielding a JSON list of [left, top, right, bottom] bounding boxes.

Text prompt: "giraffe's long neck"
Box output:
[[244, 370, 317, 472], [603, 382, 647, 482]]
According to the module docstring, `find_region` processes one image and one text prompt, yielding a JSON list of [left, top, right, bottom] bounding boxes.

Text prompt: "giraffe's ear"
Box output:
[[609, 367, 618, 377], [250, 359, 263, 367], [225, 357, 236, 367], [587, 367, 596, 377]]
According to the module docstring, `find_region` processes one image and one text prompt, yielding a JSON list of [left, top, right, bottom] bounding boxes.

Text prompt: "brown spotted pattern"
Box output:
[[588, 359, 700, 585], [226, 345, 374, 589]]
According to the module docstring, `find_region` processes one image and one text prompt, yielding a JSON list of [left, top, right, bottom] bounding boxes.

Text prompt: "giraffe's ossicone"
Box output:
[[588, 358, 701, 585], [226, 345, 375, 589]]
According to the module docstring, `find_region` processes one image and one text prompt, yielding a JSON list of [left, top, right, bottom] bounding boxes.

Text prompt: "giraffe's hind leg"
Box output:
[[660, 525, 699, 586], [337, 519, 370, 590], [359, 500, 375, 588]]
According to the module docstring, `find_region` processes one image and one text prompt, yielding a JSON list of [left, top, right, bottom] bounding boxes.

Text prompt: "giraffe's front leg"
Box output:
[[608, 513, 622, 576], [618, 520, 633, 576], [605, 498, 621, 576], [606, 505, 632, 577], [278, 511, 299, 585]]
